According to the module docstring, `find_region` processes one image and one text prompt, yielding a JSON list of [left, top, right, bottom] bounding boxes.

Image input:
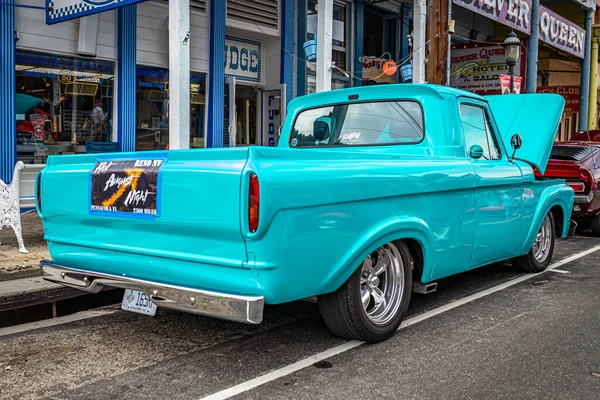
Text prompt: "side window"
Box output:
[[459, 104, 501, 160]]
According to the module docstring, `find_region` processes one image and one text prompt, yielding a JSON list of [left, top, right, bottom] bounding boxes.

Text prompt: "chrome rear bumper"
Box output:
[[40, 261, 264, 324]]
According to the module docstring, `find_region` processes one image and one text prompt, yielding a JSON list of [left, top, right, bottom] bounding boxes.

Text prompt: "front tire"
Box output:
[[318, 241, 413, 343], [511, 212, 555, 273]]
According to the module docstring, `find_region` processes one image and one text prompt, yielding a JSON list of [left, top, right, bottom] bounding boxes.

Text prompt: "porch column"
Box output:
[[588, 25, 600, 130], [280, 0, 294, 105], [117, 5, 137, 152], [413, 0, 427, 83], [207, 0, 226, 147], [169, 0, 191, 150], [354, 0, 364, 87], [525, 0, 540, 93], [579, 8, 593, 131], [0, 0, 15, 183], [316, 0, 333, 92]]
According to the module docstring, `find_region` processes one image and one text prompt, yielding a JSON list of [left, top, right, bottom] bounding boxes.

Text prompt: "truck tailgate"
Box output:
[[38, 148, 251, 276]]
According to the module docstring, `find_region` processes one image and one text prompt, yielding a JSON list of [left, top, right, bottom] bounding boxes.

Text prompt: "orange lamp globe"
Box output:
[[383, 61, 397, 76]]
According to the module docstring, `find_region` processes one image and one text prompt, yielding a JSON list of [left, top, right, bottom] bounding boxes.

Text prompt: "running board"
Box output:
[[413, 282, 438, 294]]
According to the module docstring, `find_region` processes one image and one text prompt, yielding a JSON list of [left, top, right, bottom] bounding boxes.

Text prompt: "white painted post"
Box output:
[[316, 0, 333, 92], [168, 0, 191, 149], [413, 0, 427, 83]]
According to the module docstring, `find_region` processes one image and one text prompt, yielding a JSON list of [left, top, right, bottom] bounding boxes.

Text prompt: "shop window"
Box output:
[[306, 0, 350, 94], [135, 67, 206, 151], [15, 51, 115, 165]]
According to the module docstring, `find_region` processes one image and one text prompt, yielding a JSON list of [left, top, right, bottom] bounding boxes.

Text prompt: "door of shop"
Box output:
[[259, 85, 286, 146], [224, 81, 285, 147], [224, 77, 260, 147]]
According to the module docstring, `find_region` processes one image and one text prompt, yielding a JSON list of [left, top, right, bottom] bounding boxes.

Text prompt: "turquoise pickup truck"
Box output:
[[36, 84, 573, 343]]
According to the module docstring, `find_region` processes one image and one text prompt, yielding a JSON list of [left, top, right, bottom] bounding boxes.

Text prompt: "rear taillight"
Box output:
[[249, 174, 259, 233], [567, 182, 585, 193], [36, 173, 42, 213]]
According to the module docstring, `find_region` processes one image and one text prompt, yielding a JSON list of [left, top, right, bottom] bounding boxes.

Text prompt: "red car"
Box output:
[[538, 141, 600, 235]]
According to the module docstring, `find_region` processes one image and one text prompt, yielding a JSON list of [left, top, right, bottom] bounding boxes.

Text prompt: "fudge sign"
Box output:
[[90, 159, 164, 216]]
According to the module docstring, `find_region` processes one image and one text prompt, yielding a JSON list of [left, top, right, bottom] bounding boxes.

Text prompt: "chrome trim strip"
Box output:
[[574, 191, 595, 203], [40, 261, 264, 324]]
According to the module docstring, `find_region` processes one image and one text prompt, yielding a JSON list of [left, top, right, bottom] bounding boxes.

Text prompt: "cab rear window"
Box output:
[[290, 100, 424, 147], [550, 146, 598, 161]]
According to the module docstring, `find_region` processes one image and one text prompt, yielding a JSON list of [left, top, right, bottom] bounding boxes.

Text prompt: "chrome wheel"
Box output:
[[533, 215, 552, 263], [359, 242, 405, 326]]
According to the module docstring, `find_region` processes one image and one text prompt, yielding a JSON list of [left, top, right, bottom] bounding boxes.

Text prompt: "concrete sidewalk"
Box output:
[[0, 275, 83, 313]]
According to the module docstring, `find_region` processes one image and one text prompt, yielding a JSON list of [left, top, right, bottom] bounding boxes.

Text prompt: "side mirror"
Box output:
[[468, 144, 484, 159], [510, 133, 522, 162], [510, 134, 522, 150], [313, 116, 332, 141]]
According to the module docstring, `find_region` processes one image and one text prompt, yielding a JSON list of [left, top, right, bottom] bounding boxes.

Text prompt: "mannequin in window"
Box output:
[[91, 99, 108, 141]]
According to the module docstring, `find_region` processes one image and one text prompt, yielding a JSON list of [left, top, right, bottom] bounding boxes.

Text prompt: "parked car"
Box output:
[[569, 130, 600, 142], [537, 142, 600, 235], [35, 84, 573, 343]]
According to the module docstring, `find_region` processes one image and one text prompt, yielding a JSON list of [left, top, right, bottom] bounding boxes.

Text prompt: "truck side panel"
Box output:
[[243, 146, 477, 303]]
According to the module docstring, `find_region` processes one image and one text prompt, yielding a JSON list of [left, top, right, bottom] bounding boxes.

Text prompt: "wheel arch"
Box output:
[[318, 217, 434, 295], [520, 185, 573, 255]]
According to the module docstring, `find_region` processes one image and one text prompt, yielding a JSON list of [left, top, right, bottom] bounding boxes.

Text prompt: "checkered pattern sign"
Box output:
[[47, 0, 147, 25]]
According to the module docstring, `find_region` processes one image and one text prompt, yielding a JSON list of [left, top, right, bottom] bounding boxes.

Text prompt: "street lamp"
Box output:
[[503, 30, 521, 93]]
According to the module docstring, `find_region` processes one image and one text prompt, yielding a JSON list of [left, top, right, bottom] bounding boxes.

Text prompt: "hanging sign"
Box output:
[[46, 1, 147, 24], [361, 58, 397, 84], [537, 86, 580, 112], [538, 6, 586, 59], [450, 45, 520, 92], [225, 37, 261, 83], [47, 1, 148, 24], [499, 74, 522, 94], [452, 0, 532, 35]]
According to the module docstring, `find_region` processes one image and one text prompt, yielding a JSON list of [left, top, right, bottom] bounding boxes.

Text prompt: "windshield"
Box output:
[[290, 100, 424, 147], [549, 146, 598, 161]]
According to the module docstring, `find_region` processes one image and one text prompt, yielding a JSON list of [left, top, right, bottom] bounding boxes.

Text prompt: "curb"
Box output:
[[0, 275, 85, 313]]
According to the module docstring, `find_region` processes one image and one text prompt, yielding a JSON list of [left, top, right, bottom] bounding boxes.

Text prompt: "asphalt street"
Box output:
[[1, 235, 599, 400]]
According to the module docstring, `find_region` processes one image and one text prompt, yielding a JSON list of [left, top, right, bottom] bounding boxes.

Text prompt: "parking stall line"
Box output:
[[549, 269, 571, 274], [200, 244, 600, 400]]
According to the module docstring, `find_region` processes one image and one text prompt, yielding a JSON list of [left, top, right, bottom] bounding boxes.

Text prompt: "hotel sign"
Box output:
[[453, 0, 533, 34], [46, 0, 148, 25], [539, 6, 586, 59]]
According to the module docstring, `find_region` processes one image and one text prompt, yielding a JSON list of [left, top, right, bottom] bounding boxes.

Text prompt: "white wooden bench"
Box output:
[[0, 162, 29, 254]]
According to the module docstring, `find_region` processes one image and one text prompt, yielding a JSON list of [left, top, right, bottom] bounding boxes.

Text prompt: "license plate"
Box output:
[[121, 289, 157, 316]]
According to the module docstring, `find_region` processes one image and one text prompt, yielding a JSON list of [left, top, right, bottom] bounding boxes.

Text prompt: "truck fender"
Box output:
[[519, 185, 574, 255], [319, 217, 435, 295]]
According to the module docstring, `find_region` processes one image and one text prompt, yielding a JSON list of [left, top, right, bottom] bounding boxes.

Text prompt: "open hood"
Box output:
[[485, 94, 565, 174]]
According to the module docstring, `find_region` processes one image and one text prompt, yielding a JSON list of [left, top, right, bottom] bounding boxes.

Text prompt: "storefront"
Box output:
[[450, 0, 594, 140], [14, 51, 115, 165], [297, 0, 414, 95], [0, 0, 291, 183], [135, 67, 206, 150]]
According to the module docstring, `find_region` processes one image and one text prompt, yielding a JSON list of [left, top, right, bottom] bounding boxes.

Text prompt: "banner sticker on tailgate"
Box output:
[[90, 158, 165, 217]]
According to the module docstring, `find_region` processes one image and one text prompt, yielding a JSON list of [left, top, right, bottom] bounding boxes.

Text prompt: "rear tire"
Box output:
[[318, 241, 413, 343], [511, 212, 555, 273], [591, 215, 600, 237]]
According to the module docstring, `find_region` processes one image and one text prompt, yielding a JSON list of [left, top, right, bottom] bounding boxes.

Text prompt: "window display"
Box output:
[[15, 51, 115, 164], [136, 67, 206, 150]]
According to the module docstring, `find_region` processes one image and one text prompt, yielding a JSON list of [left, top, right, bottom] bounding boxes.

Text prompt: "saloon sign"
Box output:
[[452, 0, 533, 34], [46, 0, 148, 24], [450, 45, 519, 92], [539, 6, 586, 59]]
